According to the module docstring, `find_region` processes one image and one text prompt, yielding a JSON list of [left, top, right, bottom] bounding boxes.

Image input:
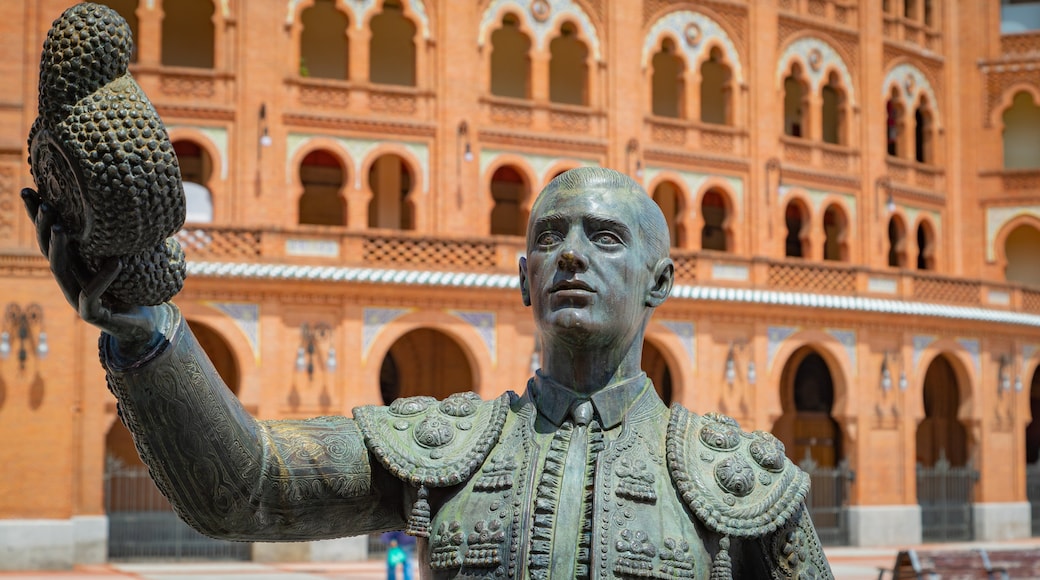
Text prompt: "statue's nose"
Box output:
[[558, 249, 588, 272]]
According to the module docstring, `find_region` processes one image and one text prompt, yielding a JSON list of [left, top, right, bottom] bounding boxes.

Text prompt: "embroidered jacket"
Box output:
[[102, 304, 832, 579]]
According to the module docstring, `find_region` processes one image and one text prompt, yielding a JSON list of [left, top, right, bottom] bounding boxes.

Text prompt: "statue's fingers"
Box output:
[[79, 258, 122, 326], [21, 188, 41, 222], [33, 202, 57, 257], [48, 225, 84, 308]]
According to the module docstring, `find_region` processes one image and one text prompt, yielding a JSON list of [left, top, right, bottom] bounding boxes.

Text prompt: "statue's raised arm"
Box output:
[[22, 3, 406, 541]]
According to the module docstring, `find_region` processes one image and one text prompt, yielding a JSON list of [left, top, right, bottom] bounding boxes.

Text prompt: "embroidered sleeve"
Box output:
[[101, 304, 406, 541]]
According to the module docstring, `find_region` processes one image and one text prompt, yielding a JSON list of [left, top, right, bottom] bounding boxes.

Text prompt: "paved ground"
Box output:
[[3, 538, 1040, 580]]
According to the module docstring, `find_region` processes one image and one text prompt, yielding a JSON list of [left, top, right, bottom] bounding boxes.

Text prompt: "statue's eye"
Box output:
[[591, 231, 622, 246], [536, 231, 563, 246]]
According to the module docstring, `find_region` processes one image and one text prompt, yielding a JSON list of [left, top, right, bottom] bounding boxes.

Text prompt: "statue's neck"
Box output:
[[539, 336, 644, 394]]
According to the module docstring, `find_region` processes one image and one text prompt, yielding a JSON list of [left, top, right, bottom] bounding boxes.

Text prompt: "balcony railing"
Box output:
[[479, 96, 607, 139], [646, 117, 748, 157], [778, 0, 859, 28], [886, 157, 945, 192], [1001, 30, 1040, 56], [130, 65, 236, 108], [174, 225, 1040, 313], [285, 77, 435, 121], [780, 136, 860, 174], [883, 15, 942, 53]]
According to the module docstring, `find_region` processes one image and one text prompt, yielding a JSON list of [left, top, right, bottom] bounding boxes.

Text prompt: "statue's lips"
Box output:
[[550, 280, 595, 294]]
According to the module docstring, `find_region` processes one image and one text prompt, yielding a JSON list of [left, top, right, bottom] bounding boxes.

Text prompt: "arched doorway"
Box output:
[[916, 354, 976, 542], [784, 200, 810, 258], [700, 47, 731, 125], [104, 321, 248, 560], [548, 22, 588, 106], [161, 0, 214, 68], [887, 215, 907, 268], [774, 347, 850, 545], [368, 154, 414, 230], [822, 204, 848, 262], [651, 38, 684, 119], [489, 165, 529, 236], [651, 181, 683, 248], [640, 340, 674, 405], [1005, 223, 1040, 286], [298, 149, 347, 226], [369, 0, 416, 86], [378, 328, 475, 403], [174, 140, 215, 223], [299, 0, 349, 80], [490, 13, 530, 99], [700, 189, 729, 252]]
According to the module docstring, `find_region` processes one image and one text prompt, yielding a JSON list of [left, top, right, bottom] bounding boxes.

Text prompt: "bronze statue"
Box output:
[[24, 4, 833, 578]]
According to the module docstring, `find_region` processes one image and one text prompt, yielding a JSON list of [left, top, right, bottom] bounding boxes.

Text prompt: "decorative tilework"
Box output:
[[957, 338, 980, 378], [827, 329, 857, 373], [641, 10, 744, 83], [478, 0, 601, 60], [205, 302, 260, 363], [659, 321, 696, 368], [448, 310, 497, 364], [768, 326, 799, 368], [363, 308, 414, 357], [912, 335, 935, 371]]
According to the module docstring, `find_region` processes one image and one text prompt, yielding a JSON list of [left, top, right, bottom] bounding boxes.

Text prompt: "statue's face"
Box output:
[[520, 186, 657, 349]]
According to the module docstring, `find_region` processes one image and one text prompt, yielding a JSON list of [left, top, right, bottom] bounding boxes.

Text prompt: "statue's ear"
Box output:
[[646, 258, 673, 307], [519, 256, 531, 307]]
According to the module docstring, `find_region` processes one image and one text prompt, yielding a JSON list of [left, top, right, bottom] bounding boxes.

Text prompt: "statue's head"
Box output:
[[519, 167, 674, 349]]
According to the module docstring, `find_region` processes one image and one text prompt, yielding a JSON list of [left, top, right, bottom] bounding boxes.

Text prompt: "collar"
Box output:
[[528, 370, 651, 430]]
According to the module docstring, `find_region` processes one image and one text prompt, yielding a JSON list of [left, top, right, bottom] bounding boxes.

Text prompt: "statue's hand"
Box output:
[[22, 187, 166, 360]]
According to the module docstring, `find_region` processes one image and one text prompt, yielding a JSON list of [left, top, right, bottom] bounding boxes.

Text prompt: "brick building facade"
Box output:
[[2, 0, 1040, 569]]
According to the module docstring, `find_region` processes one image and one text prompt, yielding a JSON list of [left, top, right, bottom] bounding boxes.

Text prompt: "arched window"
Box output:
[[784, 201, 809, 258], [783, 63, 808, 138], [822, 205, 848, 261], [914, 97, 934, 164], [651, 38, 684, 119], [369, 0, 416, 86], [1005, 224, 1040, 286], [173, 140, 214, 223], [368, 154, 414, 230], [490, 13, 531, 99], [701, 189, 729, 252], [886, 88, 905, 157], [652, 181, 683, 248], [161, 0, 214, 68], [298, 149, 346, 226], [549, 22, 588, 106], [916, 220, 935, 270], [924, 0, 935, 27], [821, 72, 846, 145], [97, 0, 139, 62], [489, 165, 529, 236], [300, 0, 349, 79], [700, 47, 731, 125], [1002, 92, 1040, 169], [887, 215, 907, 268]]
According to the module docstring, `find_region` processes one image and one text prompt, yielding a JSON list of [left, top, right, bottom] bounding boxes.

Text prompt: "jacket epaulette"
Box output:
[[666, 405, 810, 539]]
